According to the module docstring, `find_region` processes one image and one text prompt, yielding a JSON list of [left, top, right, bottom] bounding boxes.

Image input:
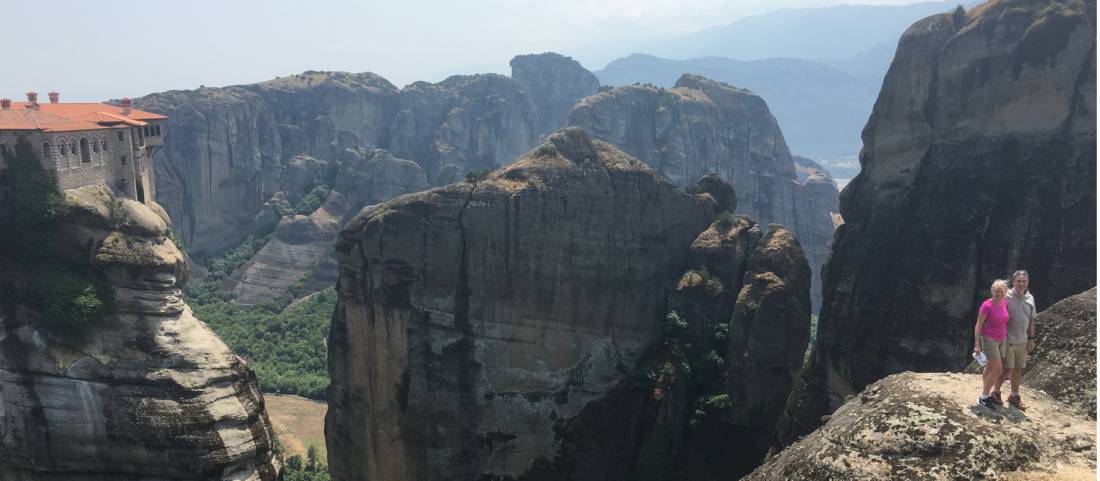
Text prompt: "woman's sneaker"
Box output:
[[978, 396, 997, 409]]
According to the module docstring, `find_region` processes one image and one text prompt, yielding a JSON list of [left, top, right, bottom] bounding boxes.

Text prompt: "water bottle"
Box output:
[[972, 351, 987, 367]]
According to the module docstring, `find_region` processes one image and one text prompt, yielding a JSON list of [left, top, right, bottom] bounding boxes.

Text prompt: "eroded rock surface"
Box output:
[[327, 128, 814, 481], [1022, 287, 1096, 418], [781, 0, 1096, 442], [140, 57, 601, 258], [746, 372, 1096, 481], [566, 74, 837, 308], [226, 148, 428, 305], [511, 52, 601, 136], [0, 186, 280, 480]]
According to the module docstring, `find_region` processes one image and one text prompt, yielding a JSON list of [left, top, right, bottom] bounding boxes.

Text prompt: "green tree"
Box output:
[[0, 137, 65, 261]]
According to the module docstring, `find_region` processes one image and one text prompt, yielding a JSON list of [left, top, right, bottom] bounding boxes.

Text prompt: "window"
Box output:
[[155, 125, 161, 136], [60, 143, 67, 156], [80, 138, 91, 164], [92, 141, 99, 153], [70, 142, 77, 157], [117, 131, 124, 141], [0, 144, 7, 156], [42, 142, 50, 158], [101, 140, 108, 152], [121, 155, 127, 165]]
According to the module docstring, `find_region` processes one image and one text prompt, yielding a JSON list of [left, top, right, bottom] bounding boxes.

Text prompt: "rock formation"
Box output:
[[0, 186, 280, 480], [327, 128, 812, 480], [566, 74, 838, 308], [511, 52, 601, 137], [1022, 287, 1096, 419], [746, 372, 1096, 481], [139, 56, 601, 262], [386, 74, 539, 184], [226, 147, 428, 306], [779, 0, 1096, 444]]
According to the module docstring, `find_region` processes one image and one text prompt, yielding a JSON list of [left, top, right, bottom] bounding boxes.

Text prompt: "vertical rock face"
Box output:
[[140, 59, 601, 260], [138, 88, 284, 256], [510, 52, 601, 136], [227, 147, 428, 305], [782, 0, 1096, 443], [327, 128, 716, 480], [327, 128, 813, 481], [0, 186, 279, 480], [387, 74, 540, 184], [566, 74, 837, 308]]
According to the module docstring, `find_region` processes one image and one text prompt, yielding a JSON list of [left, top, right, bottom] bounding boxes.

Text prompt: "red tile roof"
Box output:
[[0, 102, 164, 132]]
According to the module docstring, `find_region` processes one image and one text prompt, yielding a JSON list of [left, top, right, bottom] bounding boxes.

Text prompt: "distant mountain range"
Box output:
[[597, 54, 876, 159], [587, 0, 978, 161]]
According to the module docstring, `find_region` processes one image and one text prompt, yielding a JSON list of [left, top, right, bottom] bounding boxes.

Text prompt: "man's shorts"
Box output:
[[980, 336, 1008, 361], [1004, 342, 1029, 369]]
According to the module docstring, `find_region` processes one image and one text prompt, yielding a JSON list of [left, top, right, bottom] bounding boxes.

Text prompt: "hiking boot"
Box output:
[[990, 391, 1004, 406], [978, 396, 997, 409], [1008, 394, 1027, 411]]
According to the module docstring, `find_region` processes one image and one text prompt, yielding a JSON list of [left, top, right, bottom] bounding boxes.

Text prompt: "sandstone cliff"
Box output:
[[0, 186, 280, 480], [140, 55, 600, 261], [566, 75, 838, 308], [327, 129, 812, 480], [746, 372, 1096, 481], [387, 74, 539, 184], [779, 0, 1096, 444], [226, 147, 428, 306], [511, 52, 601, 137]]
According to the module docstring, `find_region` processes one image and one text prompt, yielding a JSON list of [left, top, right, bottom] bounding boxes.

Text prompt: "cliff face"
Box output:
[[388, 74, 539, 184], [226, 147, 428, 306], [780, 0, 1096, 443], [0, 186, 279, 480], [139, 87, 283, 256], [566, 75, 837, 308], [327, 128, 812, 480], [510, 52, 601, 137], [140, 55, 599, 261]]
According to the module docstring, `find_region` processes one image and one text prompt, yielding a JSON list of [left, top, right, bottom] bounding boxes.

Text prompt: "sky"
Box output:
[[4, 0, 926, 102]]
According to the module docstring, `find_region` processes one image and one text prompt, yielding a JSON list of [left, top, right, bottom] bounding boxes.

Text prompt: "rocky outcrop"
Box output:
[[510, 53, 601, 137], [0, 186, 279, 480], [387, 74, 540, 184], [567, 74, 838, 308], [141, 58, 601, 259], [327, 128, 813, 480], [139, 87, 283, 256], [746, 372, 1096, 481], [327, 128, 715, 480], [780, 0, 1096, 443], [227, 148, 428, 306], [1023, 287, 1096, 419]]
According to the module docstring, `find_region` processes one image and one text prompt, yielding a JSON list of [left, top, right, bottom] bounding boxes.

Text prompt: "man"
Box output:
[[993, 270, 1037, 410]]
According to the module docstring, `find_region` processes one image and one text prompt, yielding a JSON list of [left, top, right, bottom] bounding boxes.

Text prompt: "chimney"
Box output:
[[26, 91, 38, 110], [120, 97, 132, 115], [0, 99, 9, 110], [48, 91, 59, 103]]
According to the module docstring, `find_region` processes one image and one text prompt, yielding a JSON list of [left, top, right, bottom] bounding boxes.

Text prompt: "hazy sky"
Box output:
[[4, 0, 926, 101]]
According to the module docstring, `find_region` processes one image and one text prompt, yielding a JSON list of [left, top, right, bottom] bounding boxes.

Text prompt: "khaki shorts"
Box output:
[[980, 336, 1007, 361], [1003, 342, 1029, 369]]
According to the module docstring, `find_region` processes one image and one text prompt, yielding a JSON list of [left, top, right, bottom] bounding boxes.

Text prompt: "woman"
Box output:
[[974, 279, 1010, 408]]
